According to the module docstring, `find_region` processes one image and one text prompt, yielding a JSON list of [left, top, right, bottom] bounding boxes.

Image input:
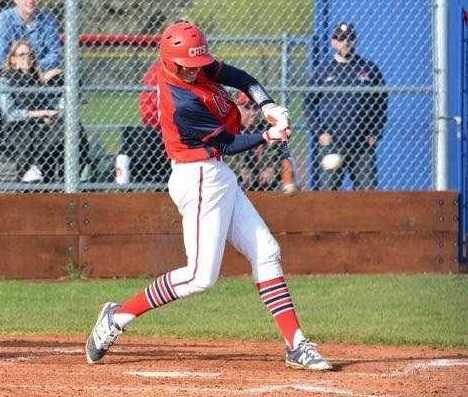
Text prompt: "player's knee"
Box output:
[[252, 242, 284, 282], [260, 238, 281, 265], [175, 278, 215, 298]]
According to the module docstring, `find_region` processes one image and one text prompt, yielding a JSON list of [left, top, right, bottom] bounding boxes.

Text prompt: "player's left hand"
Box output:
[[262, 103, 289, 130]]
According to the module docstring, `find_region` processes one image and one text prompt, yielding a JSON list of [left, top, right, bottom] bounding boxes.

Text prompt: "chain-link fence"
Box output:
[[0, 0, 444, 193]]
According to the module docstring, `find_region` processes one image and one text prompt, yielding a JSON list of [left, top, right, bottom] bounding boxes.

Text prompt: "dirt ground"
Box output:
[[0, 335, 467, 397]]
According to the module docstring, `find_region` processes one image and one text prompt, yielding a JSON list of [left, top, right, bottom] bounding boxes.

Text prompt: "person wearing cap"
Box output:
[[232, 92, 297, 193], [85, 20, 332, 372], [306, 22, 388, 190]]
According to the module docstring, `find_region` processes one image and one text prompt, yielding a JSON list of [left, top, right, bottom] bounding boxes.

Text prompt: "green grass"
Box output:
[[0, 275, 466, 347], [188, 0, 313, 36], [81, 93, 139, 125]]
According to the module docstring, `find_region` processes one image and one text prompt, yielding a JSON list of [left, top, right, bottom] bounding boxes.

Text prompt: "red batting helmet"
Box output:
[[159, 21, 214, 73]]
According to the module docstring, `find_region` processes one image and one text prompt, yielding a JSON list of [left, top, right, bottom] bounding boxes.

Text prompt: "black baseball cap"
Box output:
[[332, 22, 357, 41]]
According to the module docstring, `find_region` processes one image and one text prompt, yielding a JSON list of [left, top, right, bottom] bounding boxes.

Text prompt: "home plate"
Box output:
[[403, 359, 468, 374], [126, 370, 222, 379], [387, 359, 468, 377]]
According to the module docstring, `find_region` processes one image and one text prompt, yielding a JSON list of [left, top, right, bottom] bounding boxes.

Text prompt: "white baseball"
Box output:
[[320, 153, 343, 171]]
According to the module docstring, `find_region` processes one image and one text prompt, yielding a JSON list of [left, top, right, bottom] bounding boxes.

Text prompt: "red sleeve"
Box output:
[[139, 61, 160, 128]]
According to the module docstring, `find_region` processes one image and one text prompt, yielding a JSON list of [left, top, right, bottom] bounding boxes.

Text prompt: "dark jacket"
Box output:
[[305, 54, 388, 146], [0, 69, 48, 123]]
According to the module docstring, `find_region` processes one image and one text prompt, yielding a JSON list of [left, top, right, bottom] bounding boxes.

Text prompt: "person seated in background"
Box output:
[[117, 125, 171, 189], [114, 60, 170, 189], [232, 92, 297, 193], [0, 0, 63, 80], [0, 39, 59, 182], [0, 40, 88, 183]]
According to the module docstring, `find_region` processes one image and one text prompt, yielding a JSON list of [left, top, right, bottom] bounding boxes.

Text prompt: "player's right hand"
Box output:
[[263, 125, 291, 143]]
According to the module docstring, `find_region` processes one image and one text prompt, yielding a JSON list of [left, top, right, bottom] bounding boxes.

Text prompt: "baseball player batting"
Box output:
[[85, 20, 332, 371]]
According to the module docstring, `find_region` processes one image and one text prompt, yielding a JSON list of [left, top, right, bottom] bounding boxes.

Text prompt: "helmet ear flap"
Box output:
[[162, 59, 178, 74]]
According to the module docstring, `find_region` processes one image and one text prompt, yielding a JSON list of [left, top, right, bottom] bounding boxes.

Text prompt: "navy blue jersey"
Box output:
[[157, 61, 267, 162]]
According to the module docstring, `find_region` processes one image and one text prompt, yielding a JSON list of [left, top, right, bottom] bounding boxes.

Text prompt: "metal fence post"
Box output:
[[434, 0, 450, 190], [280, 33, 289, 106], [64, 0, 81, 193], [460, 9, 468, 264]]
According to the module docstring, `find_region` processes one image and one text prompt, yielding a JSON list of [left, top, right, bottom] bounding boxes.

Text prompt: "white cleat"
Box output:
[[85, 302, 122, 364], [285, 339, 333, 371]]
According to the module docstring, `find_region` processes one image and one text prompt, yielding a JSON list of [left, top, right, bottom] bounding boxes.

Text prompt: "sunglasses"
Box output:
[[332, 34, 356, 42], [15, 51, 32, 58]]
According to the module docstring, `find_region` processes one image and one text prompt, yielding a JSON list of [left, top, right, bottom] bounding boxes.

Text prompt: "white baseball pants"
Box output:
[[167, 158, 283, 298]]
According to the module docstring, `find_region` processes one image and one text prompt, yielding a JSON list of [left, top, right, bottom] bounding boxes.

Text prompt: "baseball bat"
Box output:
[[279, 139, 297, 194]]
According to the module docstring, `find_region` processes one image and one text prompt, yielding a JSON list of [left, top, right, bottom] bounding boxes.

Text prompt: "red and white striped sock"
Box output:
[[257, 276, 304, 349], [113, 272, 178, 329]]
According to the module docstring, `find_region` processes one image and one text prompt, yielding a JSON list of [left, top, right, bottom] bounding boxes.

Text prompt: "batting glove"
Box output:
[[263, 125, 291, 143], [262, 103, 289, 130]]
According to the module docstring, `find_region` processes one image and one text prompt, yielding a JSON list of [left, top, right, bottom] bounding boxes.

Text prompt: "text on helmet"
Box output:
[[188, 45, 208, 57]]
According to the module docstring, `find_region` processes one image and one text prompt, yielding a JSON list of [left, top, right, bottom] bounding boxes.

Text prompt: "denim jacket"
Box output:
[[0, 7, 62, 71]]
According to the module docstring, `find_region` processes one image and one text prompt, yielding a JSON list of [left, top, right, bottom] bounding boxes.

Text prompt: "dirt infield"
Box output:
[[0, 336, 466, 397]]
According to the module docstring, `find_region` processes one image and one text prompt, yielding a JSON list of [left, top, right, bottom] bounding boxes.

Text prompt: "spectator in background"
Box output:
[[139, 61, 160, 129], [233, 92, 297, 193], [0, 39, 59, 182], [0, 0, 63, 80], [305, 22, 388, 190], [115, 60, 171, 188], [0, 40, 89, 183]]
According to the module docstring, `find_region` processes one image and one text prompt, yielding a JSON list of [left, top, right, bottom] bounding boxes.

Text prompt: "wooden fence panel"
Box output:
[[0, 192, 460, 278], [0, 194, 79, 235], [0, 236, 78, 278]]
